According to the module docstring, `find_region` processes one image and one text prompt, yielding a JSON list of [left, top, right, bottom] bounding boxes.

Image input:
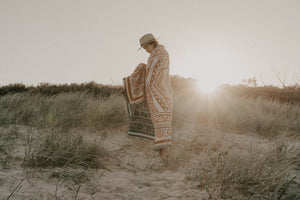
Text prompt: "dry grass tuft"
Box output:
[[0, 125, 19, 169], [22, 129, 107, 169]]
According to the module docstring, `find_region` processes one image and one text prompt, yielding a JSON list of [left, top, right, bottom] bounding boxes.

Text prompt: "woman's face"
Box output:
[[143, 43, 155, 53]]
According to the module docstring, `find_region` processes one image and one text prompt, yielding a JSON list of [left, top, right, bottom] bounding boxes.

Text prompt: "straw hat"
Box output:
[[137, 33, 160, 50]]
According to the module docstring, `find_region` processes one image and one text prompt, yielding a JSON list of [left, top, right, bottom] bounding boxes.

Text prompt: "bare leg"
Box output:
[[159, 148, 167, 158]]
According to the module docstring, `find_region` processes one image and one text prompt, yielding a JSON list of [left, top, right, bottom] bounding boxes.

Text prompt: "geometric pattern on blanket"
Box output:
[[122, 78, 155, 140]]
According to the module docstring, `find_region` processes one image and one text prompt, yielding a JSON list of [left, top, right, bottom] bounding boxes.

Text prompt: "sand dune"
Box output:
[[1, 122, 299, 200]]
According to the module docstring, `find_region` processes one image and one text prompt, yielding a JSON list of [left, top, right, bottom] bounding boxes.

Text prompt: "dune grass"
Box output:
[[22, 128, 107, 169], [0, 91, 128, 132], [183, 132, 300, 199], [0, 87, 299, 138], [173, 91, 300, 137], [0, 125, 20, 169]]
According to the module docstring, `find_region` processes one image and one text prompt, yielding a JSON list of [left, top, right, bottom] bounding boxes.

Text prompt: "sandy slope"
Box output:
[[0, 124, 299, 200]]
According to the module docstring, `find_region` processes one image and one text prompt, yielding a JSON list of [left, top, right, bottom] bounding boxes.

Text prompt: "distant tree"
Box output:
[[258, 73, 266, 87], [242, 76, 258, 87], [272, 65, 287, 88], [292, 68, 300, 88]]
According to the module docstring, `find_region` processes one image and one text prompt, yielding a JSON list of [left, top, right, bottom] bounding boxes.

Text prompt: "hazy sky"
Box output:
[[0, 0, 299, 89]]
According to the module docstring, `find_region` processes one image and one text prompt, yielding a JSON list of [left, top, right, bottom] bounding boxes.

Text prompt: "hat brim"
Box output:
[[137, 37, 160, 50]]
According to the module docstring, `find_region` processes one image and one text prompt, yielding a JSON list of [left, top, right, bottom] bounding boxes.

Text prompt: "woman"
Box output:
[[122, 33, 174, 157]]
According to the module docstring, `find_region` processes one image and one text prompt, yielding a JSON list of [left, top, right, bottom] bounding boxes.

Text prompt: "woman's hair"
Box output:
[[147, 39, 159, 48]]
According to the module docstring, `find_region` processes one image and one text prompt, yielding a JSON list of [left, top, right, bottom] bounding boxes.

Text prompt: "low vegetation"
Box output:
[[0, 77, 299, 199], [184, 133, 300, 199], [22, 129, 107, 169], [0, 125, 20, 169], [0, 92, 127, 132]]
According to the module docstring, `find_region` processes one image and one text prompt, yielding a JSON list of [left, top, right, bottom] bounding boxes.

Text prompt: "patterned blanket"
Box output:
[[122, 68, 155, 140], [122, 44, 174, 150]]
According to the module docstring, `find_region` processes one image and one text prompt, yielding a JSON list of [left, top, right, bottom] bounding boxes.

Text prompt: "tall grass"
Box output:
[[0, 86, 299, 137], [0, 125, 19, 169], [184, 132, 300, 199], [0, 91, 128, 131], [173, 91, 300, 137]]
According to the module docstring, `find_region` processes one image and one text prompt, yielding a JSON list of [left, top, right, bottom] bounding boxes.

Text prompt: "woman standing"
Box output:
[[122, 33, 173, 157]]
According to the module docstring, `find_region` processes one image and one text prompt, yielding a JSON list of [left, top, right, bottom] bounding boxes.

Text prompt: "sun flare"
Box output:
[[196, 79, 220, 94]]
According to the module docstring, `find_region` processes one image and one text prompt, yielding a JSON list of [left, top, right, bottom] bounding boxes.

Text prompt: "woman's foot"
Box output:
[[159, 148, 168, 158]]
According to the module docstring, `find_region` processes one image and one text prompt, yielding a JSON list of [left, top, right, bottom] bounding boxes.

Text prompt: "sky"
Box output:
[[0, 0, 299, 90]]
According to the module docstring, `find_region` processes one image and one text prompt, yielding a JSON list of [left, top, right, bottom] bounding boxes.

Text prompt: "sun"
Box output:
[[196, 79, 220, 94]]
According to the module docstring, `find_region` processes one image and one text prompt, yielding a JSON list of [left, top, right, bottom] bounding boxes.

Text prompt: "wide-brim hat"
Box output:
[[137, 33, 160, 50]]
